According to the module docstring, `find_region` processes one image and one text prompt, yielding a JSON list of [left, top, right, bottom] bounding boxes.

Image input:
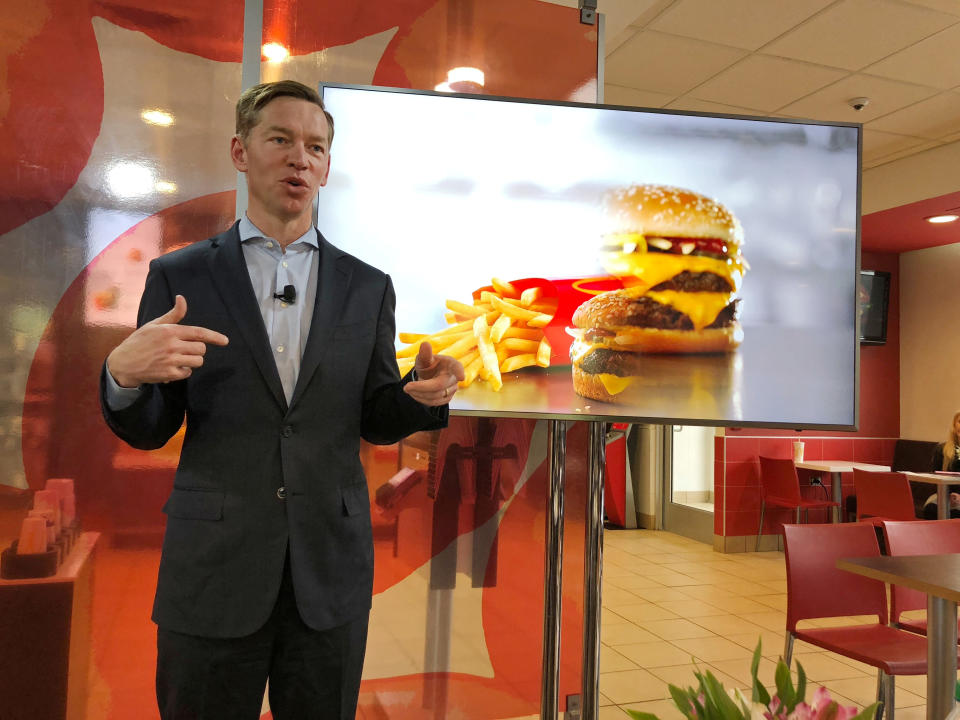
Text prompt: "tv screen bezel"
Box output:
[[317, 82, 863, 431], [859, 270, 890, 346]]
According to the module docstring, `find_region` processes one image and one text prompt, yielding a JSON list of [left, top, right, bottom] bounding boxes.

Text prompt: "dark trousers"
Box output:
[[156, 553, 369, 720]]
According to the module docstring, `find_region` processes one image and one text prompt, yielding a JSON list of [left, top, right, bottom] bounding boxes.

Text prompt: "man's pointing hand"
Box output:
[[107, 295, 229, 387]]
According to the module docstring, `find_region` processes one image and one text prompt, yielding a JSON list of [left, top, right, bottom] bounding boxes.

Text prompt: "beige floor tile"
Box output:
[[647, 662, 743, 692], [707, 657, 780, 687], [673, 636, 754, 663], [603, 587, 649, 607], [637, 618, 717, 641], [677, 584, 743, 602], [790, 651, 871, 681], [752, 594, 788, 611], [691, 614, 766, 637], [614, 641, 698, 669], [895, 674, 928, 698], [823, 676, 924, 709], [725, 629, 789, 657], [607, 574, 670, 591], [647, 571, 707, 587], [628, 586, 698, 603], [601, 645, 641, 673], [757, 579, 788, 593], [599, 692, 615, 706], [604, 563, 642, 578], [705, 596, 779, 614], [735, 610, 788, 632], [621, 698, 687, 720], [598, 668, 672, 704], [652, 599, 727, 618], [614, 603, 680, 623], [602, 623, 662, 646], [598, 706, 631, 719], [891, 706, 928, 720]]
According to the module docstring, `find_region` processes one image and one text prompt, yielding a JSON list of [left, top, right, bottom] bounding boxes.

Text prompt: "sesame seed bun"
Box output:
[[604, 184, 743, 251]]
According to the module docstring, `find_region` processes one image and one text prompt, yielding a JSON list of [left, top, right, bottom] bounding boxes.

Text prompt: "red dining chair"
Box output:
[[854, 470, 917, 525], [756, 456, 839, 551], [882, 519, 960, 635], [784, 523, 931, 720]]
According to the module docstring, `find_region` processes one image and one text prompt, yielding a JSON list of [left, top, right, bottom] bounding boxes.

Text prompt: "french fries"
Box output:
[[396, 277, 557, 391]]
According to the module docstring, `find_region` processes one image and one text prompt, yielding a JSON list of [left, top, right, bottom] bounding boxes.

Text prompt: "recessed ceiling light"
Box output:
[[926, 214, 959, 224], [262, 42, 289, 62], [141, 109, 174, 127]]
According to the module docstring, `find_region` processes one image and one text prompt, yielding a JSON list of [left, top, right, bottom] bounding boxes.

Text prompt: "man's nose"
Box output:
[[287, 143, 308, 168]]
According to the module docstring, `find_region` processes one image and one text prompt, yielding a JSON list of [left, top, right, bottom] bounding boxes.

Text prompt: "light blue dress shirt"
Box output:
[[105, 215, 320, 408]]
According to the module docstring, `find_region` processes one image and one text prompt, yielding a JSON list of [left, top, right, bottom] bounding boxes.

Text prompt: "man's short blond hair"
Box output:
[[235, 80, 334, 145]]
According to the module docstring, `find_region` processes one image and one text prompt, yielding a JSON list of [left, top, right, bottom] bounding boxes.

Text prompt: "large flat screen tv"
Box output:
[[317, 83, 861, 429]]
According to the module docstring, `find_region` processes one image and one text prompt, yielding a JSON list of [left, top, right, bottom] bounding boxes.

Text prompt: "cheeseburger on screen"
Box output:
[[570, 184, 746, 403]]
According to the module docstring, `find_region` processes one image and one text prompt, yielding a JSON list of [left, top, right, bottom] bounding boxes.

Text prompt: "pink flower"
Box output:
[[787, 687, 858, 720]]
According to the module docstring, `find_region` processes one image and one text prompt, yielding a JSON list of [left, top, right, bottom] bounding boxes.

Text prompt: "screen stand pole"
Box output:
[[582, 421, 607, 720], [541, 419, 567, 720]]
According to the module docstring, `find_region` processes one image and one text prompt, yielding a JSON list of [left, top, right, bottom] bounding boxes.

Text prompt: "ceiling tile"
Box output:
[[664, 96, 767, 117], [778, 73, 939, 122], [689, 55, 847, 112], [865, 139, 943, 168], [648, 0, 833, 51], [764, 0, 957, 71], [603, 84, 674, 108], [900, 0, 960, 16], [864, 24, 960, 89], [862, 128, 930, 161], [604, 30, 746, 95], [867, 91, 960, 139]]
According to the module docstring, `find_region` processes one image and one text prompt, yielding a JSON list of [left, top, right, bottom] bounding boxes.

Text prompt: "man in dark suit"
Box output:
[[100, 79, 464, 720]]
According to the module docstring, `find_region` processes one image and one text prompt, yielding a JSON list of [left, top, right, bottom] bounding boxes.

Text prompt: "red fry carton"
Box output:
[[471, 276, 627, 367]]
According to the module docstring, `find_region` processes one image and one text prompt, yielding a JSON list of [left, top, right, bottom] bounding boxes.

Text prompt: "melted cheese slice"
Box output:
[[601, 248, 743, 292], [598, 373, 635, 395], [643, 290, 732, 331]]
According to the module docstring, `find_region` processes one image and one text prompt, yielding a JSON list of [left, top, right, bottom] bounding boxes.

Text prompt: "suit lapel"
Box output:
[[289, 232, 351, 409], [206, 224, 288, 412]]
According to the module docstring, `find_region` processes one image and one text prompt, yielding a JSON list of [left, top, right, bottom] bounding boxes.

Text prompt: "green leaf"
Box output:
[[774, 658, 797, 711], [851, 702, 881, 720], [701, 669, 747, 720], [795, 659, 807, 705], [750, 640, 770, 705], [626, 712, 661, 720], [668, 684, 698, 720]]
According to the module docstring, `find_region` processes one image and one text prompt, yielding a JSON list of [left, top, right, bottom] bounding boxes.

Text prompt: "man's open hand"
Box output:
[[403, 342, 464, 407], [107, 295, 229, 387]]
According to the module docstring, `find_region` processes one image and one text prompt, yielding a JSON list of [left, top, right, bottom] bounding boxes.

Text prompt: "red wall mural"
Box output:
[[3, 1, 598, 718]]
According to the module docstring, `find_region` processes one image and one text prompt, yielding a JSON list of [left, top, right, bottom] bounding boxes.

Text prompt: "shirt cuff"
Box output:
[[104, 361, 144, 411]]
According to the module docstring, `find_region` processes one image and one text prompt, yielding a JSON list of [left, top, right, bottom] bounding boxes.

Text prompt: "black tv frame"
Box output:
[[317, 82, 863, 431]]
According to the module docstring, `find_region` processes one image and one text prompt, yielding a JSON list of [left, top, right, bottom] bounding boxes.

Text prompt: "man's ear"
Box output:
[[319, 154, 331, 187], [230, 136, 248, 172]]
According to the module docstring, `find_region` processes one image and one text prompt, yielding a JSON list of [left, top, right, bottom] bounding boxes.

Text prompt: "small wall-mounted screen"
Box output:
[[318, 83, 861, 429], [859, 270, 890, 345]]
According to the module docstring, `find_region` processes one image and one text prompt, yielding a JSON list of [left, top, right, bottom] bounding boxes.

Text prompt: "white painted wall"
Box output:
[[900, 243, 960, 440]]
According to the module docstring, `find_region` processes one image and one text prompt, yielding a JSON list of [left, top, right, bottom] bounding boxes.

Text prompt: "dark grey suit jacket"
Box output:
[[100, 223, 446, 638]]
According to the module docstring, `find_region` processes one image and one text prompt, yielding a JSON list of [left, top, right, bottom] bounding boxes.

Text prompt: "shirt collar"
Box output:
[[238, 215, 319, 249]]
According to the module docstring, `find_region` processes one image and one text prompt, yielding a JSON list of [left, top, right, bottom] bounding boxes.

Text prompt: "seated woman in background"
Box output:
[[923, 410, 960, 519]]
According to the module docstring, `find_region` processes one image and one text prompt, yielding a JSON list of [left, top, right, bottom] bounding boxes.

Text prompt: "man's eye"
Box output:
[[312, 145, 325, 153], [271, 137, 286, 144]]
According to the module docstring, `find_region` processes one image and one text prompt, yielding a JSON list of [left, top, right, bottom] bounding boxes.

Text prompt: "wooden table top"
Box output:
[[837, 554, 960, 603], [796, 461, 890, 473], [904, 472, 960, 486]]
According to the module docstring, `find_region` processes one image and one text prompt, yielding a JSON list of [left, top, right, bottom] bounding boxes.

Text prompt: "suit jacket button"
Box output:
[[276, 486, 287, 499], [281, 425, 293, 438]]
